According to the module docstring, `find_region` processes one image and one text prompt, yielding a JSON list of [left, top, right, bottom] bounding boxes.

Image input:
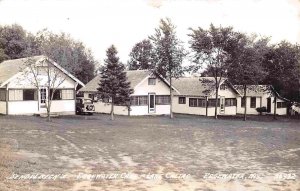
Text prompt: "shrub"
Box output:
[[256, 107, 267, 114]]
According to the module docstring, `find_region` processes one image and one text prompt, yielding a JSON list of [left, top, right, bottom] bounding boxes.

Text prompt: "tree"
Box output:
[[0, 25, 96, 85], [149, 18, 186, 119], [128, 39, 155, 70], [263, 41, 300, 103], [97, 45, 133, 120], [226, 33, 269, 121], [188, 24, 233, 119], [34, 30, 96, 84], [0, 24, 29, 60]]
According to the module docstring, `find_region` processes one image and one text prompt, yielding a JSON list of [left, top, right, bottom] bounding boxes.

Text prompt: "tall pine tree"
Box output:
[[150, 18, 186, 119], [97, 45, 133, 120]]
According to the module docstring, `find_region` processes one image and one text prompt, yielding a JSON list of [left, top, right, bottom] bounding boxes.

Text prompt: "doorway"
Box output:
[[148, 93, 155, 113]]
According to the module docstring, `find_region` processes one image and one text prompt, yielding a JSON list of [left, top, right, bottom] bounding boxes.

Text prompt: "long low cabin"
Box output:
[[172, 77, 241, 116], [0, 56, 84, 115], [79, 70, 176, 116], [235, 85, 288, 115]]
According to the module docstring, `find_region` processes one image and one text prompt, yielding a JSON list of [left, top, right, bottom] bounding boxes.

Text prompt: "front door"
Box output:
[[267, 97, 271, 113], [148, 93, 155, 113], [40, 88, 47, 109], [220, 96, 225, 114]]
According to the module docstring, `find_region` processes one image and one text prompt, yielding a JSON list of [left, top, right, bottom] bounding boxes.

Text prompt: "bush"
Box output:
[[256, 107, 267, 114]]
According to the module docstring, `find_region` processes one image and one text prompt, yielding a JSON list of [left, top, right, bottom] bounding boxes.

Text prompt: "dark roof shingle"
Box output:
[[79, 70, 151, 92]]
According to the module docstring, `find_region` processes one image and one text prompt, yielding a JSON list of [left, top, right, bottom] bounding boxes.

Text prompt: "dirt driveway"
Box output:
[[0, 114, 299, 191]]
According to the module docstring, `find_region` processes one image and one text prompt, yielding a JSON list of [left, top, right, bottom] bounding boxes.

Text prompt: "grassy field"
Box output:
[[0, 114, 299, 191]]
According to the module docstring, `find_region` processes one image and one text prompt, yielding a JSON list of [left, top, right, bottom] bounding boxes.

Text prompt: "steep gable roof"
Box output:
[[0, 55, 84, 87], [79, 70, 152, 92]]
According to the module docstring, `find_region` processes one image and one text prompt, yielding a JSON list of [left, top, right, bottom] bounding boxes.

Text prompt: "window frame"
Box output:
[[61, 89, 75, 100], [207, 99, 220, 107], [189, 98, 197, 107], [0, 89, 6, 101], [50, 89, 62, 100], [225, 98, 237, 107], [250, 97, 256, 108], [155, 95, 170, 105], [130, 96, 148, 106], [23, 89, 37, 101], [277, 102, 287, 108], [8, 89, 23, 101], [178, 97, 186, 104], [148, 78, 156, 85], [241, 97, 246, 108]]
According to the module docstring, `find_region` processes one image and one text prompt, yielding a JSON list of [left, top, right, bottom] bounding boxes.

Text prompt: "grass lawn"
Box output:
[[0, 114, 299, 191]]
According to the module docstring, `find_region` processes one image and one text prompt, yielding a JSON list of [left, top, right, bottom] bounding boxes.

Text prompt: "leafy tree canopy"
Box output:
[[0, 25, 96, 84], [128, 39, 155, 70]]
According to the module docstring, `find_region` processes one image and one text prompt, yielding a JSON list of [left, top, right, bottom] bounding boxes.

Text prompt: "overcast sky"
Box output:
[[0, 0, 299, 63]]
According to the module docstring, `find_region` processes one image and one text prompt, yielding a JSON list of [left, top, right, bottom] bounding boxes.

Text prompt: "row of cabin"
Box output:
[[79, 70, 289, 116], [0, 56, 289, 116]]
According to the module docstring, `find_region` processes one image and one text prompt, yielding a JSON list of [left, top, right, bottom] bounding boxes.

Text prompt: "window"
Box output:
[[62, 90, 74, 100], [102, 98, 110, 103], [130, 96, 148, 106], [23, 89, 37, 101], [178, 97, 186, 104], [220, 84, 227, 90], [207, 99, 220, 107], [241, 97, 246, 108], [50, 89, 61, 100], [277, 102, 287, 108], [0, 89, 6, 101], [197, 99, 206, 107], [37, 66, 47, 75], [9, 90, 23, 101], [189, 98, 206, 107], [189, 98, 197, 107], [250, 97, 256, 108], [148, 78, 156, 85], [139, 96, 148, 105], [88, 93, 93, 99], [155, 95, 170, 105], [225, 98, 237, 106]]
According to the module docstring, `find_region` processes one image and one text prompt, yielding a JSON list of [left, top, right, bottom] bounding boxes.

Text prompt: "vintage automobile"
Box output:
[[76, 97, 95, 115]]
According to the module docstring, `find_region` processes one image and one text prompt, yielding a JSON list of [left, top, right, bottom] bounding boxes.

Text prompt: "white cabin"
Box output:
[[235, 85, 288, 115], [79, 70, 175, 116], [172, 77, 241, 116], [0, 55, 84, 115]]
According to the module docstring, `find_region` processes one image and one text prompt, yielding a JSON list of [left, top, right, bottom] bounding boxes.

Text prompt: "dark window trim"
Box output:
[[148, 78, 156, 85], [178, 97, 186, 104], [250, 97, 256, 108]]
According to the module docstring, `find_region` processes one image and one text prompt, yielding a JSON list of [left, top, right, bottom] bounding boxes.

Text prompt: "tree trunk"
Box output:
[[214, 85, 218, 119], [243, 85, 247, 121], [47, 86, 51, 122], [273, 96, 277, 120], [47, 62, 51, 122], [170, 77, 173, 119], [206, 96, 208, 116], [110, 98, 114, 120]]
